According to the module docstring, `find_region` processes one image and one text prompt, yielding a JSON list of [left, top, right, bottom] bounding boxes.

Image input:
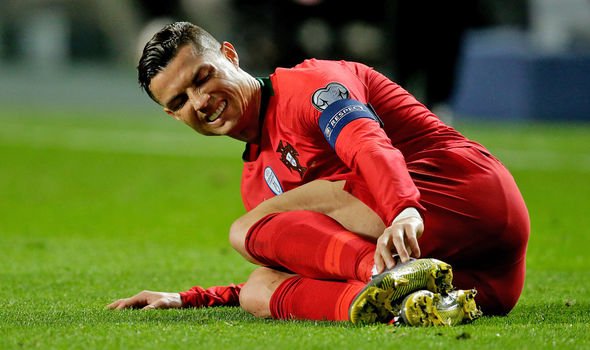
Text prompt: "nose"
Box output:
[[187, 88, 209, 113]]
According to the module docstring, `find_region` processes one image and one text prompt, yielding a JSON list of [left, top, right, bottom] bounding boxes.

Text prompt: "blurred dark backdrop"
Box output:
[[1, 0, 588, 120]]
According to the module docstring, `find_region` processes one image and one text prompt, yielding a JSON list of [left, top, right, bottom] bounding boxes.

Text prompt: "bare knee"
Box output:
[[240, 267, 293, 318], [229, 206, 279, 264], [229, 216, 249, 256]]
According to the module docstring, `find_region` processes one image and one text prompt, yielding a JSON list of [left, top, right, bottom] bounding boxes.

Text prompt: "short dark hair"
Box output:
[[137, 21, 221, 103]]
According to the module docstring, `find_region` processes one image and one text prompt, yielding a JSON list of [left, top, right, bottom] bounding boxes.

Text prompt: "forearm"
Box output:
[[242, 180, 384, 238], [335, 120, 424, 224]]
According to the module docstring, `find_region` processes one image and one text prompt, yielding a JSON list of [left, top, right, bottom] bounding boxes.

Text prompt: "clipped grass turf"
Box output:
[[1, 110, 589, 349]]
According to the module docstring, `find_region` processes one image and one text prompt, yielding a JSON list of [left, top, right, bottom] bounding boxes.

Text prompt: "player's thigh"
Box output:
[[409, 147, 529, 260]]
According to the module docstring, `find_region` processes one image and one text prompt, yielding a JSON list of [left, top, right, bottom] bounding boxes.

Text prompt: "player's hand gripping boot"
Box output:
[[399, 289, 483, 326], [348, 258, 454, 324]]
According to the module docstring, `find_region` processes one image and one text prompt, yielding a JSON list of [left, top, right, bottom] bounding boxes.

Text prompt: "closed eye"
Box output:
[[169, 94, 188, 112], [166, 65, 213, 111], [194, 70, 211, 86]]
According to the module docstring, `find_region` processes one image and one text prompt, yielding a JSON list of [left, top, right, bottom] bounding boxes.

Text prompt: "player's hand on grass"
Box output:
[[374, 207, 423, 272], [107, 290, 182, 310]]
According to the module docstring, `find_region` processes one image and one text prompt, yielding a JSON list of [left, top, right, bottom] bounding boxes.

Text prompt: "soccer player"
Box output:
[[107, 22, 529, 325]]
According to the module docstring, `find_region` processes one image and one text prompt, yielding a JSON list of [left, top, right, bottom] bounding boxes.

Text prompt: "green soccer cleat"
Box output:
[[349, 258, 454, 324], [399, 289, 483, 326]]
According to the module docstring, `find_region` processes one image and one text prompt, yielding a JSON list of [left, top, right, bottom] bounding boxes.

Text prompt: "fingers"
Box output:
[[106, 291, 150, 310], [375, 229, 397, 272], [376, 239, 393, 271], [106, 298, 134, 310], [407, 218, 424, 258], [407, 233, 421, 259], [391, 228, 410, 263], [107, 291, 183, 311], [373, 249, 385, 274], [374, 217, 423, 273], [106, 300, 122, 310]]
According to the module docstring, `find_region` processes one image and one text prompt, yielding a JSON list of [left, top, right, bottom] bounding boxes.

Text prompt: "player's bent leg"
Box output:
[[229, 179, 385, 263], [244, 210, 376, 281], [239, 267, 295, 318], [242, 267, 367, 321]]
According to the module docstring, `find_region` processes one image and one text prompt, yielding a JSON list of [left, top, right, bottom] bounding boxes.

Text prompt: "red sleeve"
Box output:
[[334, 118, 424, 224], [179, 283, 244, 308]]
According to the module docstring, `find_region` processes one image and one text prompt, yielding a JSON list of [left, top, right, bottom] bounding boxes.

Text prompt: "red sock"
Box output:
[[245, 211, 374, 282], [270, 276, 364, 321]]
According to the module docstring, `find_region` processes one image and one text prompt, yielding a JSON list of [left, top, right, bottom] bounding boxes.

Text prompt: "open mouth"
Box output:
[[206, 101, 227, 123]]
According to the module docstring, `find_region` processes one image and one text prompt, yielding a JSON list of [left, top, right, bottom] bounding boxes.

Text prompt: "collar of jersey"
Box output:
[[242, 77, 273, 161], [255, 77, 274, 124]]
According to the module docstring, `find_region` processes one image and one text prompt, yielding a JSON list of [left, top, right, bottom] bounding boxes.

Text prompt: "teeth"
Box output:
[[207, 101, 227, 122]]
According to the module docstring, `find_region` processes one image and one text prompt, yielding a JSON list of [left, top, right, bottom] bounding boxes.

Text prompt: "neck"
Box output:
[[230, 75, 262, 143]]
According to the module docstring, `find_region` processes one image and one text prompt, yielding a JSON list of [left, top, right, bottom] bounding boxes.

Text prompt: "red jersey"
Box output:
[[241, 59, 485, 224]]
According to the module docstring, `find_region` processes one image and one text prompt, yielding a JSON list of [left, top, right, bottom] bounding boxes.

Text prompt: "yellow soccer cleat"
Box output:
[[349, 258, 454, 324], [399, 289, 483, 326]]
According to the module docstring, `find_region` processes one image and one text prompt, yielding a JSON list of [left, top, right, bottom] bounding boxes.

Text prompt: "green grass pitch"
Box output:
[[1, 109, 589, 349]]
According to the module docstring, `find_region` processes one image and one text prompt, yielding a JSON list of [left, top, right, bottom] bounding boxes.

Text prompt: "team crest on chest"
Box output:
[[276, 140, 307, 178]]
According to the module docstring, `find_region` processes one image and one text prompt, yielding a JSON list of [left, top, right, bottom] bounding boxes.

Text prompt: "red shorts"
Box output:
[[347, 146, 530, 315]]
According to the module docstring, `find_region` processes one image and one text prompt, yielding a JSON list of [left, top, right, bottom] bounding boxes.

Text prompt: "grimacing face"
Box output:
[[149, 42, 261, 142]]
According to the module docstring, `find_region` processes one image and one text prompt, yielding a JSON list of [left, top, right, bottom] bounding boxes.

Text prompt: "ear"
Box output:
[[221, 41, 239, 66], [164, 108, 180, 121]]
